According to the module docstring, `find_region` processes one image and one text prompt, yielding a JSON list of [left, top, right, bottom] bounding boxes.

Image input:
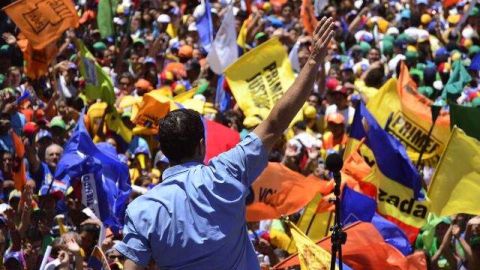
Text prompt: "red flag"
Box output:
[[11, 132, 26, 191], [204, 119, 240, 163]]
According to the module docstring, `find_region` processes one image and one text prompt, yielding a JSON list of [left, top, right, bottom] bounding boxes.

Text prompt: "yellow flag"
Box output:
[[236, 18, 249, 49], [296, 194, 332, 242], [428, 127, 480, 217], [225, 38, 296, 120], [366, 78, 450, 167], [288, 221, 336, 270], [105, 111, 133, 143], [269, 219, 297, 254], [173, 87, 197, 103]]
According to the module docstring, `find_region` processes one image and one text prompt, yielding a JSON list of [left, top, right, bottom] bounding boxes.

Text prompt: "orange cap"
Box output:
[[179, 45, 193, 58], [135, 79, 153, 91], [326, 113, 345, 124], [165, 62, 186, 78]]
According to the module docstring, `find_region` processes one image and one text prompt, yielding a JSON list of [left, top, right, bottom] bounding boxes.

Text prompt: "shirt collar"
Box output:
[[162, 161, 202, 181]]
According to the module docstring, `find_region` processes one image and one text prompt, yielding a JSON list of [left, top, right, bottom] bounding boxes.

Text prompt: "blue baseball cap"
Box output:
[[401, 9, 411, 19]]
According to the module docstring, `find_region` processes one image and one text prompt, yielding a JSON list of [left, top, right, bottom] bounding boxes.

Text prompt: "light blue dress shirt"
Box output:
[[115, 133, 268, 269]]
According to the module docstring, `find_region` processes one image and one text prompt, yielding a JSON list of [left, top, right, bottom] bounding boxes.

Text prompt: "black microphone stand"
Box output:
[[329, 166, 347, 270]]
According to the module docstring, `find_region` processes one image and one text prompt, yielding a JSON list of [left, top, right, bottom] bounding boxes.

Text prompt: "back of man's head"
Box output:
[[159, 109, 205, 164]]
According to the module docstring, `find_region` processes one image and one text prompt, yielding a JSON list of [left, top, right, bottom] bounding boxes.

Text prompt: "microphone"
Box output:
[[325, 153, 347, 270], [325, 152, 343, 173], [326, 152, 343, 194]]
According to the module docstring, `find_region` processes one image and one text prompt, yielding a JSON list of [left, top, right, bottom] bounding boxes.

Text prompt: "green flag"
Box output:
[[77, 40, 115, 106], [450, 103, 480, 141], [97, 0, 117, 38], [443, 60, 472, 99]]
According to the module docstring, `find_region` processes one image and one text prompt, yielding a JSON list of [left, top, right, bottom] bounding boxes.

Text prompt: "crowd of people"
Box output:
[[0, 0, 479, 269]]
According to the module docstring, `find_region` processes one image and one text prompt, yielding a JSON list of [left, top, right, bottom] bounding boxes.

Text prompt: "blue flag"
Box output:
[[342, 185, 413, 255], [196, 0, 214, 51], [55, 114, 131, 231], [350, 102, 421, 198], [341, 186, 376, 225], [371, 213, 413, 255], [215, 75, 231, 112]]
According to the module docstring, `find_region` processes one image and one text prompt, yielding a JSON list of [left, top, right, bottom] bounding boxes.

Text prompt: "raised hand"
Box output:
[[2, 32, 16, 45], [310, 17, 335, 63], [63, 234, 81, 255]]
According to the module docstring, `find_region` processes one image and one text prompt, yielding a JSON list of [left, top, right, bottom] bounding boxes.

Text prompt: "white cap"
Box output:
[[113, 17, 124, 25], [0, 203, 12, 215], [193, 94, 206, 102], [462, 26, 475, 39], [188, 23, 198, 32], [233, 6, 239, 16], [388, 54, 406, 73], [157, 14, 171, 24], [433, 80, 443, 91], [386, 27, 399, 36]]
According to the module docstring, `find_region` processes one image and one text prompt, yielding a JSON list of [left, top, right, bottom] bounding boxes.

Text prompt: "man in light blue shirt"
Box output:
[[115, 17, 334, 270]]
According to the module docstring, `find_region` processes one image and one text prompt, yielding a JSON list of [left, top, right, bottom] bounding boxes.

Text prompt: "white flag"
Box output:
[[207, 5, 238, 74]]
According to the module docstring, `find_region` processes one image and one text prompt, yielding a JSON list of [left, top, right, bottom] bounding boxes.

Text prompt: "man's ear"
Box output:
[[199, 138, 206, 156]]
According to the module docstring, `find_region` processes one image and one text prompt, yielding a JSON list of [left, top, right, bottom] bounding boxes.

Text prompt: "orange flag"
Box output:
[[396, 62, 451, 167], [17, 35, 58, 79], [273, 222, 427, 270], [301, 0, 318, 35], [246, 163, 330, 221], [3, 0, 79, 49], [397, 62, 450, 128], [11, 132, 26, 191]]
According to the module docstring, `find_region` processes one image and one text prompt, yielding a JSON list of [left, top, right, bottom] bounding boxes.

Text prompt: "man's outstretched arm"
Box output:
[[254, 17, 334, 151]]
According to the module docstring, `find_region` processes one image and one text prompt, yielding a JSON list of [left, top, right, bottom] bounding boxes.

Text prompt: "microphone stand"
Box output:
[[330, 170, 346, 270]]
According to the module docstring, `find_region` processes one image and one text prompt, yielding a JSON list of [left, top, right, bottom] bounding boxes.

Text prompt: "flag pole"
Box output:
[[414, 105, 441, 190], [43, 61, 59, 201], [415, 105, 441, 169]]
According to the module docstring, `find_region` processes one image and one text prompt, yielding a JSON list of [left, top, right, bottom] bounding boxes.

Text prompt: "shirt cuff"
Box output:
[[114, 241, 150, 267]]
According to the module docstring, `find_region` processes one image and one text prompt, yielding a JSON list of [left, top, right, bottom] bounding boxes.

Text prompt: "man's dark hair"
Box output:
[[365, 67, 385, 89], [293, 121, 307, 131], [158, 109, 205, 164]]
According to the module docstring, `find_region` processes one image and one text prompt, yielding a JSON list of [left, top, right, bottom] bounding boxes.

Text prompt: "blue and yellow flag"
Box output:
[[348, 102, 429, 242]]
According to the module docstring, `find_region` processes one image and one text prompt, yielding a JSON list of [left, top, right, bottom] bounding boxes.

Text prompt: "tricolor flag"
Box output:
[[348, 102, 429, 242]]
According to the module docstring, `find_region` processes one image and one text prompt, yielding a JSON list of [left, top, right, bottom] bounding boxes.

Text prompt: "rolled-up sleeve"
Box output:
[[209, 132, 268, 187], [115, 211, 151, 267]]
